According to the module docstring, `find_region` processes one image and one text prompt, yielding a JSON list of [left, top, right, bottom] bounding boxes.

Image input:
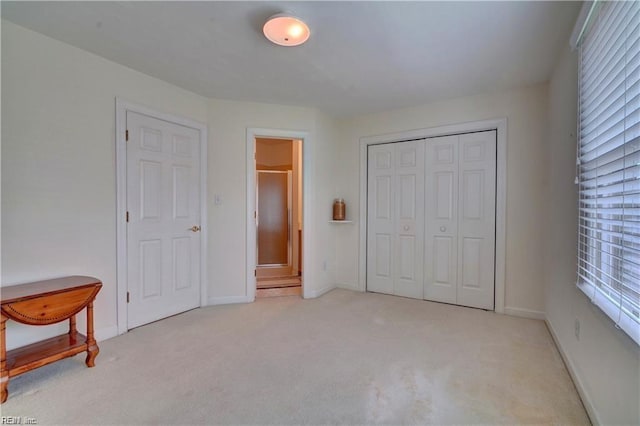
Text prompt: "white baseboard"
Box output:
[[545, 318, 599, 425], [503, 306, 546, 320], [335, 283, 361, 291], [304, 285, 335, 299], [207, 295, 252, 305], [96, 325, 119, 342]]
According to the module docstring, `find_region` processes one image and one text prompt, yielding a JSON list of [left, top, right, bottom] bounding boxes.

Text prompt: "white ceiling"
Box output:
[[2, 1, 581, 117]]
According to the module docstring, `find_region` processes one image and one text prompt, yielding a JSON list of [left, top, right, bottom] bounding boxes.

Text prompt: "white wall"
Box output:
[[312, 110, 339, 296], [334, 84, 549, 317], [1, 21, 339, 350], [545, 44, 640, 425], [206, 100, 338, 302], [1, 21, 208, 350]]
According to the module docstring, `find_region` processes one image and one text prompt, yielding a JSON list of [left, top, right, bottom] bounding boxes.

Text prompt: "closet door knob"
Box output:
[[403, 225, 410, 231], [440, 226, 446, 232], [190, 225, 201, 232]]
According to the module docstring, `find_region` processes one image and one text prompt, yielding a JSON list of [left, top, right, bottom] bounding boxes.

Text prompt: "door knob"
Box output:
[[403, 225, 410, 231], [190, 225, 201, 232], [440, 226, 446, 232]]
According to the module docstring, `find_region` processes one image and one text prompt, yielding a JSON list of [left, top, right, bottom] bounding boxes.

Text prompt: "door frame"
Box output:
[[246, 128, 312, 301], [358, 118, 507, 314], [115, 98, 208, 335]]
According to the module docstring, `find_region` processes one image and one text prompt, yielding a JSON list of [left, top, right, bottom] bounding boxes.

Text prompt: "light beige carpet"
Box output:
[[1, 289, 589, 425]]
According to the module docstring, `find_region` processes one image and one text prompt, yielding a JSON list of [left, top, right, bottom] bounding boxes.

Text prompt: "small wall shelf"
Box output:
[[329, 220, 354, 224]]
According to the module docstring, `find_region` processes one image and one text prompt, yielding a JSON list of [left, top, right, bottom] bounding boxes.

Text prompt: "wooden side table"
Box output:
[[0, 276, 102, 403]]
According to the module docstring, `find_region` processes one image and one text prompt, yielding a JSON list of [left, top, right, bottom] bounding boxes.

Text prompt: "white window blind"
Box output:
[[577, 0, 640, 345]]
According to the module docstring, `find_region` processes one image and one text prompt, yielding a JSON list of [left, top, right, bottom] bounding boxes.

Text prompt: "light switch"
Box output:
[[214, 194, 222, 205]]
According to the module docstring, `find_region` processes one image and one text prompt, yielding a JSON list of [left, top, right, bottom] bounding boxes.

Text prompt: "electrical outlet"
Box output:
[[574, 319, 581, 341]]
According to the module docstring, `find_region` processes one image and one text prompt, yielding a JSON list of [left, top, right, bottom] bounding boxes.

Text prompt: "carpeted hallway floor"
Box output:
[[1, 289, 589, 425]]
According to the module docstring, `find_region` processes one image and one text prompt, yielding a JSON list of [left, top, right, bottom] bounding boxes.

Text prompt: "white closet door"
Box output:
[[424, 130, 496, 309], [367, 144, 395, 294], [394, 141, 425, 299], [457, 131, 496, 309], [424, 135, 459, 304], [367, 141, 425, 299], [368, 131, 495, 309]]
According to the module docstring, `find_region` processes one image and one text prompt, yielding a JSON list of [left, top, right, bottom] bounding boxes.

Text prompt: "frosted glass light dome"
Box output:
[[263, 14, 310, 47]]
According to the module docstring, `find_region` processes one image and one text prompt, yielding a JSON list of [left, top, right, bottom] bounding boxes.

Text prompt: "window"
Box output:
[[576, 1, 640, 345]]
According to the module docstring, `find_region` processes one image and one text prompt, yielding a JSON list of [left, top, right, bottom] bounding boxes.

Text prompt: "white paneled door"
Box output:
[[367, 141, 425, 299], [424, 135, 459, 305], [368, 130, 496, 310], [126, 111, 201, 329], [456, 131, 496, 309], [424, 131, 496, 309]]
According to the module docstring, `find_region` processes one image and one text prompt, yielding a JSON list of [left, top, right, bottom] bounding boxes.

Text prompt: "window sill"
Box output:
[[577, 281, 640, 346]]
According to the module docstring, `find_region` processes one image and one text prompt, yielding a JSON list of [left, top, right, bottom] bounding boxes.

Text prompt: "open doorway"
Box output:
[[255, 137, 303, 298]]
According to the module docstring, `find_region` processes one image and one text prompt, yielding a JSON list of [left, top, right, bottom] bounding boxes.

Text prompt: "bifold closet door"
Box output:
[[424, 135, 459, 304], [424, 131, 496, 310], [456, 131, 496, 309], [367, 141, 425, 299]]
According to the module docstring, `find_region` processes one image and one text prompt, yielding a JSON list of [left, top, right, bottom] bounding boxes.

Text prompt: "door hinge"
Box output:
[[125, 129, 129, 141], [126, 211, 129, 222], [127, 291, 130, 303]]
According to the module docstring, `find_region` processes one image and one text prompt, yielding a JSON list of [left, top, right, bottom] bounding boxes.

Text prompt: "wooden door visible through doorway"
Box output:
[[257, 170, 291, 266], [255, 137, 303, 297]]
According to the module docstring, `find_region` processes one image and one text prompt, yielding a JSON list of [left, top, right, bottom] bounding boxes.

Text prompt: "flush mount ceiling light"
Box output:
[[263, 13, 310, 47]]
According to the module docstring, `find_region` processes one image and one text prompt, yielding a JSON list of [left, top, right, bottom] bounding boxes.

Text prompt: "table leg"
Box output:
[[85, 301, 99, 367], [1, 313, 8, 403], [69, 315, 77, 344]]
